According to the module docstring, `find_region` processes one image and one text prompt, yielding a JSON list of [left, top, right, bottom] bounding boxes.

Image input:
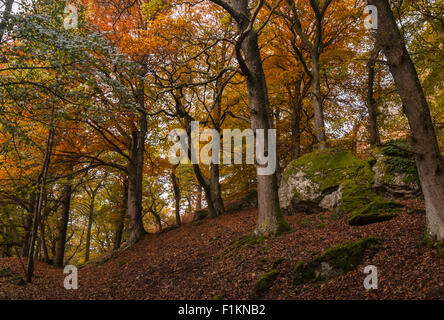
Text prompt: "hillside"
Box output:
[[0, 200, 442, 300]]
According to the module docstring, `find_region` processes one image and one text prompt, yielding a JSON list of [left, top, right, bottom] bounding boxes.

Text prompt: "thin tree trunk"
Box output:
[[171, 165, 182, 226], [26, 104, 55, 282], [0, 0, 13, 43], [84, 200, 94, 262], [368, 0, 444, 240], [114, 179, 127, 250], [311, 52, 327, 150], [21, 192, 35, 258], [39, 199, 51, 264], [367, 44, 381, 147], [54, 181, 72, 268]]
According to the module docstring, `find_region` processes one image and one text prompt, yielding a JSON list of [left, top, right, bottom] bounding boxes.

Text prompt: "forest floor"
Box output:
[[0, 199, 443, 300]]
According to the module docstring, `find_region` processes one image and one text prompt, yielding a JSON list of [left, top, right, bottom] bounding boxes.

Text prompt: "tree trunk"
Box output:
[[26, 104, 55, 282], [84, 200, 94, 263], [196, 187, 202, 211], [39, 201, 51, 264], [0, 0, 14, 43], [210, 163, 225, 217], [114, 179, 127, 250], [368, 0, 444, 240], [21, 192, 35, 258], [288, 79, 305, 159], [220, 0, 291, 237], [127, 82, 147, 245], [54, 182, 72, 268], [367, 44, 381, 147], [311, 52, 327, 150], [171, 166, 182, 226]]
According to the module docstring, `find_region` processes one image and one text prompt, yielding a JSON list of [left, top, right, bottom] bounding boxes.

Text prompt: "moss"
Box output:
[[194, 209, 209, 221], [214, 294, 226, 300], [284, 150, 373, 194], [317, 223, 326, 229], [416, 235, 443, 256], [272, 258, 285, 269], [223, 234, 264, 257], [0, 267, 13, 277], [407, 207, 426, 215], [284, 149, 404, 226], [348, 200, 402, 226], [255, 269, 280, 294], [293, 236, 382, 285], [379, 139, 420, 186], [192, 220, 203, 227], [297, 219, 311, 227], [8, 276, 25, 286], [274, 214, 294, 237], [257, 259, 268, 271], [119, 260, 128, 267]]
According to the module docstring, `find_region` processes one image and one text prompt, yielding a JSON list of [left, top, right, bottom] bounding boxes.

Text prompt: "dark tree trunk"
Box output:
[[39, 201, 51, 264], [368, 0, 444, 240], [84, 201, 94, 262], [21, 192, 35, 258], [127, 82, 147, 245], [367, 44, 381, 147], [114, 179, 127, 250], [54, 182, 72, 268], [210, 163, 225, 217], [171, 165, 182, 226], [196, 187, 202, 211]]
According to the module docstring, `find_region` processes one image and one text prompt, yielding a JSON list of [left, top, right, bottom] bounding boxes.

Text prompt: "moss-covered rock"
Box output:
[[293, 236, 382, 285], [280, 150, 402, 225], [348, 200, 402, 226], [255, 269, 280, 294], [8, 275, 25, 286], [280, 150, 374, 214], [372, 139, 421, 199], [0, 267, 13, 277], [194, 209, 209, 221]]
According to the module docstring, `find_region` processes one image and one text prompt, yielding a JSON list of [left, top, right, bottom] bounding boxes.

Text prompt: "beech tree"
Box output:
[[368, 0, 444, 240], [208, 0, 292, 236]]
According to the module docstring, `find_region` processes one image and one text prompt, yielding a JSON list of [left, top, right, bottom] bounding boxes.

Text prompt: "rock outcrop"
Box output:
[[279, 150, 404, 225], [371, 140, 421, 199]]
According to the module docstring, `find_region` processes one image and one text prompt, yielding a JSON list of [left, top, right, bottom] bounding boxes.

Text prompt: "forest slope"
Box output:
[[0, 200, 442, 300]]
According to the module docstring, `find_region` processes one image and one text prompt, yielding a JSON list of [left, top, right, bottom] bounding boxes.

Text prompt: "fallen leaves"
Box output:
[[0, 200, 442, 300]]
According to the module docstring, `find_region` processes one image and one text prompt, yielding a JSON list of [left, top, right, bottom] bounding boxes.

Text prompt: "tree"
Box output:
[[283, 0, 334, 150], [208, 0, 291, 237], [368, 0, 444, 240]]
